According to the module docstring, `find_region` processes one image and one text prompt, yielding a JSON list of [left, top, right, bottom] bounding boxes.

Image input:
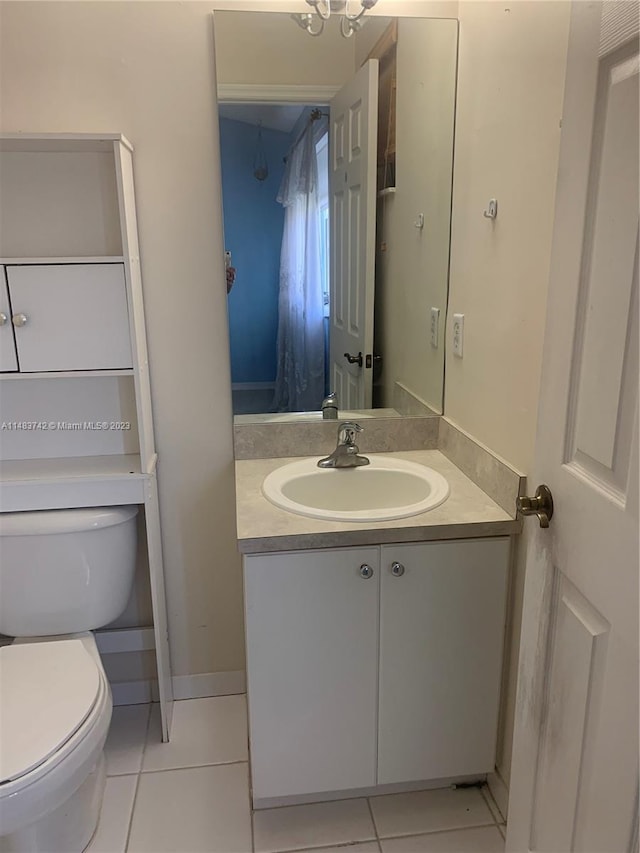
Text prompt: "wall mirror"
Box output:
[[213, 10, 458, 424]]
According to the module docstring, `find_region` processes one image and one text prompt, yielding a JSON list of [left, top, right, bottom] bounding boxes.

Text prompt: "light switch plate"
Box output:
[[452, 313, 464, 357]]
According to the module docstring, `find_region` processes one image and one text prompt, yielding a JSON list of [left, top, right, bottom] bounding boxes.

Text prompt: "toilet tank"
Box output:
[[0, 506, 138, 637]]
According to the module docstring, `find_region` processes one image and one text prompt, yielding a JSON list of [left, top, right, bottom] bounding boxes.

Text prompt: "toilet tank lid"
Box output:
[[0, 505, 138, 536], [0, 640, 102, 783]]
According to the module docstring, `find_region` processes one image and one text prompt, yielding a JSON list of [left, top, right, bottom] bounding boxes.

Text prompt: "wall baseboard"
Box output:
[[487, 769, 509, 822], [172, 670, 246, 700], [111, 679, 158, 706], [111, 671, 246, 706]]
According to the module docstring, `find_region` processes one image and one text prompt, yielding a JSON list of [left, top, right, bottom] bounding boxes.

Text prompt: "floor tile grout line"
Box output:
[[257, 840, 379, 853], [376, 820, 499, 842], [123, 702, 152, 853], [140, 757, 250, 775], [367, 796, 381, 844]]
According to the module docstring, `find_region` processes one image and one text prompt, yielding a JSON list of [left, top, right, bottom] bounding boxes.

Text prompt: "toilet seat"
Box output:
[[1, 640, 101, 784], [0, 636, 112, 841]]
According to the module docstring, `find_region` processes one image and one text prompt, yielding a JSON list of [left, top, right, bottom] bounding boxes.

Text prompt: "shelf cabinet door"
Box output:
[[0, 269, 18, 372], [244, 547, 380, 801], [6, 264, 133, 371], [378, 538, 510, 785]]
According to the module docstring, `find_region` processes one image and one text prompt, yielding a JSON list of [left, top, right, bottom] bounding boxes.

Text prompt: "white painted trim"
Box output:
[[172, 671, 246, 700], [109, 671, 246, 705], [253, 774, 486, 810], [487, 768, 509, 822], [217, 83, 340, 104], [95, 626, 155, 655]]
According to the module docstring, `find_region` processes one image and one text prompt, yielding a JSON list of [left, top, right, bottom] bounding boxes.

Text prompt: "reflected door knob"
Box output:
[[359, 564, 374, 579], [12, 313, 28, 327], [391, 561, 405, 577], [344, 351, 363, 367], [516, 484, 554, 528]]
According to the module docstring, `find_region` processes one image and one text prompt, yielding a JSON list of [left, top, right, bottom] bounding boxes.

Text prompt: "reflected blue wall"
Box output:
[[220, 118, 289, 383]]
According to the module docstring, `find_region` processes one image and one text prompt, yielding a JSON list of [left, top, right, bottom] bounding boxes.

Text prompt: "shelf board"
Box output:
[[0, 369, 134, 380], [0, 453, 143, 482], [0, 256, 125, 265], [0, 133, 132, 153], [0, 454, 147, 512]]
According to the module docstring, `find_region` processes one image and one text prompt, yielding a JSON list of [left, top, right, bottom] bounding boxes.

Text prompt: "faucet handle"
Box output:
[[337, 421, 363, 446]]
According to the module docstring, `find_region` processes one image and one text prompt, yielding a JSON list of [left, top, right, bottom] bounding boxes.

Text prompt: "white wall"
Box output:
[[445, 0, 571, 785], [0, 0, 243, 679], [214, 11, 355, 86], [445, 0, 571, 474]]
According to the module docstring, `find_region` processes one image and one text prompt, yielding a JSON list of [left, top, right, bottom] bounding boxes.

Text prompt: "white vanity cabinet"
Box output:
[[244, 537, 510, 804], [377, 539, 509, 785], [244, 547, 380, 800], [4, 263, 132, 372]]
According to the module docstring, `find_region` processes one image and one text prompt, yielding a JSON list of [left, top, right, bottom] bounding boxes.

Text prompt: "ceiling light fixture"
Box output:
[[291, 0, 379, 39]]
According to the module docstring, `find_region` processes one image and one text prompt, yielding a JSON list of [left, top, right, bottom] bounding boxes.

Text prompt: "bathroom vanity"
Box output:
[[235, 443, 521, 807]]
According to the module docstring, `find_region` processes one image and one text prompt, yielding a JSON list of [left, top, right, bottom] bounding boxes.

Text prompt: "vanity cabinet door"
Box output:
[[5, 263, 133, 372], [0, 269, 18, 372], [378, 538, 510, 785], [244, 547, 380, 801]]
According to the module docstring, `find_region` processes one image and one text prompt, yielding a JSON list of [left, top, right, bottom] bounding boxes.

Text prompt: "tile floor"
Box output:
[[91, 696, 507, 853]]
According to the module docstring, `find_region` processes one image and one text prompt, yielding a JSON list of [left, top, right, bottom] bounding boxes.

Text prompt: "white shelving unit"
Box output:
[[0, 132, 174, 740]]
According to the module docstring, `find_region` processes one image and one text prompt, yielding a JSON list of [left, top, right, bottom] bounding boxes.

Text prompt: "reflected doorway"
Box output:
[[219, 103, 330, 416]]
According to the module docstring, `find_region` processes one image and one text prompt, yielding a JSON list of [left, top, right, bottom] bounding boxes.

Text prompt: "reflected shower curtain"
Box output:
[[272, 123, 325, 412]]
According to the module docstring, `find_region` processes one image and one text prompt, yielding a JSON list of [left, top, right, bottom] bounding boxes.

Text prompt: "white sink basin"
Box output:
[[262, 456, 450, 522]]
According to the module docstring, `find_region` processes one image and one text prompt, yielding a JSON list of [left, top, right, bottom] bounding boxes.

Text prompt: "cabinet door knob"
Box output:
[[391, 561, 405, 577], [12, 313, 28, 327], [0, 313, 7, 326], [359, 564, 374, 579]]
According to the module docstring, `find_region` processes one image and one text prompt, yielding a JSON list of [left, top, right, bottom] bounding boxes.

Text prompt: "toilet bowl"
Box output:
[[0, 506, 138, 853], [0, 635, 111, 853]]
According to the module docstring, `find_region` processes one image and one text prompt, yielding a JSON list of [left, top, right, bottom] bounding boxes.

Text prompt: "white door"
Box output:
[[0, 268, 18, 372], [507, 4, 639, 851], [329, 60, 378, 409], [6, 264, 133, 372], [244, 547, 379, 801], [378, 539, 509, 785]]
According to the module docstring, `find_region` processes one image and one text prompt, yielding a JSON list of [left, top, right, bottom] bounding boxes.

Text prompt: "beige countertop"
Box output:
[[235, 450, 521, 554]]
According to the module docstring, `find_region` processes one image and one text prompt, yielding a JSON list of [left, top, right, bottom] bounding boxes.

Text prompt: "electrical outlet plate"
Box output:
[[430, 307, 440, 348], [452, 313, 464, 357]]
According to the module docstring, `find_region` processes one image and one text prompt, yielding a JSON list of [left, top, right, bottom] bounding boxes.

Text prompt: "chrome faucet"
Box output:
[[317, 422, 370, 468], [321, 392, 339, 419]]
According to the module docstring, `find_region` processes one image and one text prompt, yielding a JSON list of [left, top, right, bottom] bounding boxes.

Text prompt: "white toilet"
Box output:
[[0, 506, 139, 853]]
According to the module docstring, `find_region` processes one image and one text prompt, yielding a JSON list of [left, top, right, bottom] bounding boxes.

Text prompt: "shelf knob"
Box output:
[[12, 313, 28, 327], [359, 564, 374, 579], [0, 313, 7, 326]]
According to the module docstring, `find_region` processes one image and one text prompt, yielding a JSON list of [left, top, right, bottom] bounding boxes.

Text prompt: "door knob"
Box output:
[[359, 564, 374, 579], [344, 351, 363, 367], [516, 484, 554, 528], [390, 561, 405, 577], [0, 313, 7, 326], [12, 313, 28, 327]]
